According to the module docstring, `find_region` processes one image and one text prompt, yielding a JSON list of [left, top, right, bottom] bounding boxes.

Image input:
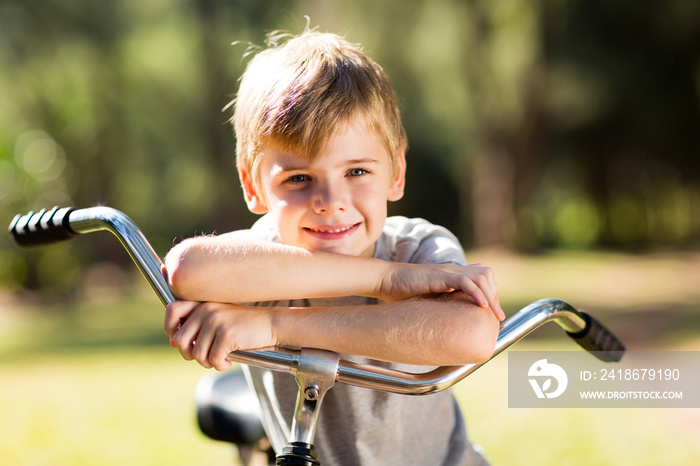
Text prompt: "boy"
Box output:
[[163, 30, 503, 465]]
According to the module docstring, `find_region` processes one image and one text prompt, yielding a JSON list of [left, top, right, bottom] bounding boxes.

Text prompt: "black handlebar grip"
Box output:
[[566, 310, 625, 362], [9, 206, 78, 247]]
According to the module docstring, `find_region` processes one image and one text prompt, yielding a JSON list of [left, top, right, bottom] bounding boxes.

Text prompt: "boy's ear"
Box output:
[[387, 150, 407, 201], [239, 168, 269, 214]]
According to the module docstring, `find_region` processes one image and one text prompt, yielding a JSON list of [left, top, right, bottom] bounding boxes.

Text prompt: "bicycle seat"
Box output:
[[195, 369, 266, 445]]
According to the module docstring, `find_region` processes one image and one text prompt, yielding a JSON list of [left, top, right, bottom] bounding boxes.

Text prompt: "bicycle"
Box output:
[[10, 206, 625, 466]]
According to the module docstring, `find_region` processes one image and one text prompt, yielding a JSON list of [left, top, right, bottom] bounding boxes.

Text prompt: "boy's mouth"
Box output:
[[303, 222, 360, 238]]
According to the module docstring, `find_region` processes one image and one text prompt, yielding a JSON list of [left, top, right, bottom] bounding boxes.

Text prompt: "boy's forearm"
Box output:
[[269, 292, 499, 366], [165, 235, 390, 303]]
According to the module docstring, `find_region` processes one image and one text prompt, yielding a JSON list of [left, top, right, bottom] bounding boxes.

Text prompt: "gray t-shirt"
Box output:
[[238, 215, 489, 466]]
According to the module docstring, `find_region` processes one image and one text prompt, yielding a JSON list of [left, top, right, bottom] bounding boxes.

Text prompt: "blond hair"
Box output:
[[232, 30, 407, 184]]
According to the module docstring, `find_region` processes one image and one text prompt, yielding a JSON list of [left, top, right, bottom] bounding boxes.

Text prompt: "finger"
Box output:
[[477, 276, 505, 321], [172, 331, 196, 361], [190, 323, 215, 369], [471, 263, 495, 291], [164, 300, 199, 337], [481, 266, 499, 295], [482, 286, 504, 321], [489, 294, 505, 321], [172, 332, 195, 361], [209, 335, 234, 372], [172, 311, 204, 361], [478, 268, 503, 320], [460, 273, 503, 320], [457, 277, 489, 308], [468, 265, 498, 293], [465, 266, 503, 320]]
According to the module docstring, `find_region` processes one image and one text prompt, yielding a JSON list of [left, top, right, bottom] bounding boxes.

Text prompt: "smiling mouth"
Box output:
[[304, 223, 360, 234]]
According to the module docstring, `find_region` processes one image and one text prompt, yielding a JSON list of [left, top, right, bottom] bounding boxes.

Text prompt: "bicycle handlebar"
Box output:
[[11, 206, 175, 307], [9, 206, 79, 246], [9, 206, 625, 396]]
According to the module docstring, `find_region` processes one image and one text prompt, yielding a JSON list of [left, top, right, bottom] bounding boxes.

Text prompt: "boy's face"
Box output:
[[240, 119, 406, 257]]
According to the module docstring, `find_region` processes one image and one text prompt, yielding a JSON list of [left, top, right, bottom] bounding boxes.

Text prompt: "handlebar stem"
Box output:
[[290, 349, 339, 445]]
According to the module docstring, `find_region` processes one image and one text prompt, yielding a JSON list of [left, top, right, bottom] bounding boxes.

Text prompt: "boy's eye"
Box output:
[[287, 174, 310, 183], [348, 168, 368, 177]]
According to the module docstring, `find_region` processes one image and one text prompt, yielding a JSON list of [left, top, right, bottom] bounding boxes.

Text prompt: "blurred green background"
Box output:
[[1, 0, 699, 465]]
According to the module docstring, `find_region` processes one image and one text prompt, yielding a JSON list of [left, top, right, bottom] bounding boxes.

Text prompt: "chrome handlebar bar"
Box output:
[[10, 206, 625, 397]]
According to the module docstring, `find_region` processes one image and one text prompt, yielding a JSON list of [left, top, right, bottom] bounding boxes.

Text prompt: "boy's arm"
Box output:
[[164, 235, 504, 319], [164, 291, 499, 371], [164, 234, 387, 303]]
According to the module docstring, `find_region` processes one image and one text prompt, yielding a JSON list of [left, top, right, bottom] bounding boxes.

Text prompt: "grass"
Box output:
[[0, 292, 237, 465], [455, 342, 700, 466], [1, 250, 699, 465], [0, 348, 235, 465]]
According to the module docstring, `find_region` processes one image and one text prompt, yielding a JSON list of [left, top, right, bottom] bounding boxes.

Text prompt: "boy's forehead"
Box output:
[[262, 149, 309, 172], [261, 146, 386, 172], [262, 118, 391, 164]]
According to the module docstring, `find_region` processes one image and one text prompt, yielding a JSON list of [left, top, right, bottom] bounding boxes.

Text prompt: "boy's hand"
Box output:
[[379, 263, 505, 321], [164, 301, 277, 371]]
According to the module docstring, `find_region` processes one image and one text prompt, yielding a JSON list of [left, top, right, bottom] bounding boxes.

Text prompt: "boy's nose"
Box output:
[[312, 182, 347, 214]]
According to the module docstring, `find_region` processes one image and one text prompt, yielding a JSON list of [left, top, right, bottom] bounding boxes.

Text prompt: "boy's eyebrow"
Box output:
[[271, 157, 381, 174], [345, 158, 380, 165]]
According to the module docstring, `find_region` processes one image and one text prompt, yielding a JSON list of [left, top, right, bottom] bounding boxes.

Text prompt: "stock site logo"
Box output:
[[528, 359, 568, 399]]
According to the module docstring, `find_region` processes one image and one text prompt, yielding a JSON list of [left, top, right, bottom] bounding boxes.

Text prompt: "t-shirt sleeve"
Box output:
[[380, 217, 468, 266], [223, 213, 278, 242]]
